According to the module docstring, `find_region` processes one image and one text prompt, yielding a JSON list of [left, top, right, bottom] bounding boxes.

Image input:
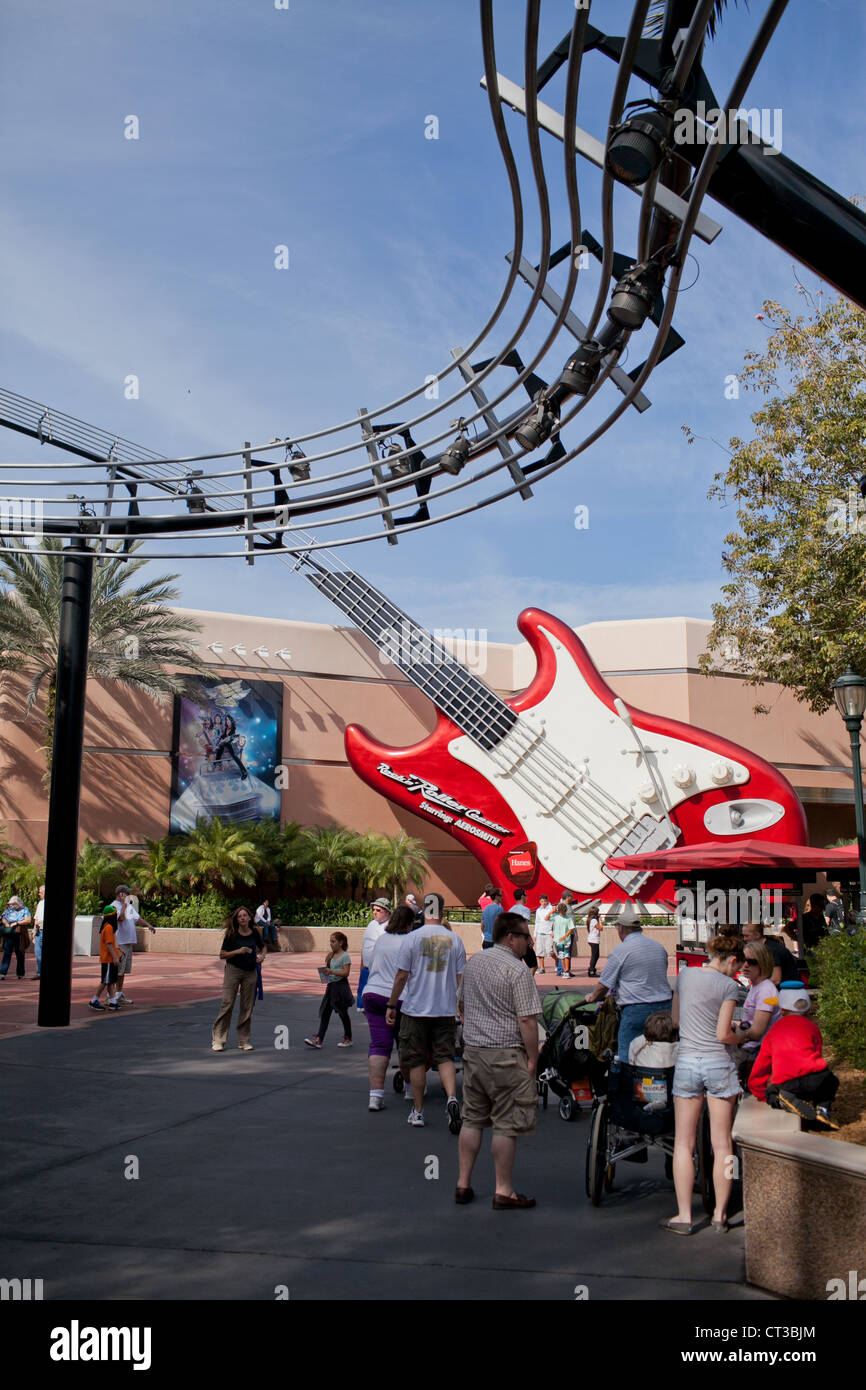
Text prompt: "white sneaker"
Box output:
[[407, 1108, 426, 1127], [369, 1096, 385, 1111]]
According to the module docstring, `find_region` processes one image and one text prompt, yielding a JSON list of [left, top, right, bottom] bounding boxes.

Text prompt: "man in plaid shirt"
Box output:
[[455, 912, 542, 1210]]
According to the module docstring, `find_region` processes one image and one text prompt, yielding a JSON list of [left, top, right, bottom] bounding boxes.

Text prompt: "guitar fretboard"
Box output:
[[302, 558, 517, 752]]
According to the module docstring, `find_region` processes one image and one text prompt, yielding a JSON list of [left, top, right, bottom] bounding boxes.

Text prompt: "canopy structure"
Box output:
[[605, 840, 860, 876]]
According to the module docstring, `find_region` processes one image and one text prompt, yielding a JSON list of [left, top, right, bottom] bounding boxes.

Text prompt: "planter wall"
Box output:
[[733, 1096, 866, 1300]]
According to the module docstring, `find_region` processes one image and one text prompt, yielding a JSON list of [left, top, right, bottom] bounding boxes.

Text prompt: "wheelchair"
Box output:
[[584, 1059, 715, 1211]]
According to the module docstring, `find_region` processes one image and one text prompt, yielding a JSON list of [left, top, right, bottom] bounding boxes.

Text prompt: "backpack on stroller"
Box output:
[[538, 991, 618, 1120]]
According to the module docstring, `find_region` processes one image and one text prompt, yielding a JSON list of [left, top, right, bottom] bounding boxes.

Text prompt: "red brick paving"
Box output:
[[0, 950, 594, 1038]]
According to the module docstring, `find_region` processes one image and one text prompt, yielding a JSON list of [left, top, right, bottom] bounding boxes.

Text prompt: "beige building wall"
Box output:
[[0, 608, 858, 904]]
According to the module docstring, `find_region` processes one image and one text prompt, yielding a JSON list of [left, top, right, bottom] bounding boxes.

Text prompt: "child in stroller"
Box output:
[[537, 991, 618, 1121]]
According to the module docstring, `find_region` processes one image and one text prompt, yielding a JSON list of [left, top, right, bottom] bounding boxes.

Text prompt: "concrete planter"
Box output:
[[732, 1096, 866, 1299]]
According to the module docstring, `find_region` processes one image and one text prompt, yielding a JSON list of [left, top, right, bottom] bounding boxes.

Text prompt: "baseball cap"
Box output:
[[370, 897, 390, 911], [101, 904, 118, 919], [778, 982, 811, 1013], [114, 884, 131, 895]]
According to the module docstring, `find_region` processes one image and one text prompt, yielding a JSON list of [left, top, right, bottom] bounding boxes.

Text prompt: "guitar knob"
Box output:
[[671, 764, 694, 788], [710, 760, 732, 785], [638, 782, 656, 803]]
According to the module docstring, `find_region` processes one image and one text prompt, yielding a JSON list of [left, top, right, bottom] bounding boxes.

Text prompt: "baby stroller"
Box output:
[[584, 1057, 715, 1210], [537, 991, 618, 1121]]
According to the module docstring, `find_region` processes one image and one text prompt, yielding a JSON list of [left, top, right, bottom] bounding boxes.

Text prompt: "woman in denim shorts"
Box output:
[[666, 932, 745, 1235]]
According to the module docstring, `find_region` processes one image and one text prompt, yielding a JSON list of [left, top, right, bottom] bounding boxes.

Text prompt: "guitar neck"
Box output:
[[300, 556, 516, 751]]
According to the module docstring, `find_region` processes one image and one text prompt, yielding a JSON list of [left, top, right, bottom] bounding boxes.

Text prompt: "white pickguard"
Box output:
[[448, 625, 750, 894]]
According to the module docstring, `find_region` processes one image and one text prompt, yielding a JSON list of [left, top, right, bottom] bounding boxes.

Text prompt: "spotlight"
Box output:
[[515, 392, 559, 452], [606, 104, 672, 186], [607, 260, 664, 330], [288, 446, 310, 483], [559, 340, 603, 396], [439, 425, 471, 476], [386, 441, 412, 479]]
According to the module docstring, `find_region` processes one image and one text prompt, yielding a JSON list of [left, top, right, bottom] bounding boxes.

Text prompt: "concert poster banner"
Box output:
[[169, 677, 283, 833]]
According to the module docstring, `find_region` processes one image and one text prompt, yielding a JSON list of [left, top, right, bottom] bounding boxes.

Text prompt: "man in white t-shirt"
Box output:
[[112, 884, 156, 1006], [386, 892, 466, 1131], [358, 897, 391, 1014], [533, 895, 554, 974]]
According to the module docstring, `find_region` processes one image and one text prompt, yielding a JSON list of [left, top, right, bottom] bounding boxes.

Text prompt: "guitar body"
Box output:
[[345, 608, 808, 906]]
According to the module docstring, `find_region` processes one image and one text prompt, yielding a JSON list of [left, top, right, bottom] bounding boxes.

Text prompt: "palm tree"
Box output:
[[371, 830, 431, 909], [170, 817, 261, 892], [299, 824, 361, 895], [77, 839, 121, 898], [124, 836, 181, 897], [0, 538, 208, 769], [644, 0, 743, 41], [246, 819, 309, 898]]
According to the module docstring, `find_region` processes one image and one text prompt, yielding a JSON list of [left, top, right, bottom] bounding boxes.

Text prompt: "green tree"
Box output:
[[77, 839, 121, 898], [687, 283, 866, 712], [171, 817, 261, 891], [370, 829, 430, 908], [247, 819, 309, 898], [125, 836, 181, 897], [299, 824, 360, 895], [0, 538, 208, 768], [645, 0, 745, 41]]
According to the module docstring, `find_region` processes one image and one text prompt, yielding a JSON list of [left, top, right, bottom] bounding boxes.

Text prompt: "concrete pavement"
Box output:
[[0, 956, 771, 1302]]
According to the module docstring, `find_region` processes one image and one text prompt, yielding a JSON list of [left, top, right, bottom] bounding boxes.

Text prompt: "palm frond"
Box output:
[[644, 0, 747, 43]]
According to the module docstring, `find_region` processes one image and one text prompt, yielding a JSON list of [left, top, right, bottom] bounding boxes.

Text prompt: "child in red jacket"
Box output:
[[748, 982, 839, 1129]]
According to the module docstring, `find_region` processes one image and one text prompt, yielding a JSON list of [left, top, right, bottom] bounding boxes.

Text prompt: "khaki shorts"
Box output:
[[117, 943, 134, 975], [398, 1014, 457, 1069], [461, 1046, 538, 1137]]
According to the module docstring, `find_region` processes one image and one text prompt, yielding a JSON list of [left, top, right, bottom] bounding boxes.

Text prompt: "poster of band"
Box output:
[[170, 677, 282, 833]]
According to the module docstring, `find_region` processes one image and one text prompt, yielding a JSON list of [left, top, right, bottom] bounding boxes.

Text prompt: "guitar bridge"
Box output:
[[606, 815, 678, 895]]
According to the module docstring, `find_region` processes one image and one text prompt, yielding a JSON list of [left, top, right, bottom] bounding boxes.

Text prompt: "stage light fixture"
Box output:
[[515, 392, 559, 452], [386, 441, 412, 479], [439, 424, 471, 476], [288, 446, 310, 483], [607, 260, 665, 330], [606, 103, 673, 187], [559, 340, 603, 396]]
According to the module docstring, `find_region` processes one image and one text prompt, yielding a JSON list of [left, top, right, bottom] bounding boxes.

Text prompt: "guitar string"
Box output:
[[299, 551, 657, 870], [303, 553, 639, 836], [312, 558, 639, 831]]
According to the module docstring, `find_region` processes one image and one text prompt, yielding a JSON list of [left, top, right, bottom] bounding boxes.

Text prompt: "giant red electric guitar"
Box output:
[[299, 551, 808, 907]]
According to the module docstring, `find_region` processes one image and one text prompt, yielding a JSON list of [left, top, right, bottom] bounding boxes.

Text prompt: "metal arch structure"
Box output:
[[1, 0, 864, 1025]]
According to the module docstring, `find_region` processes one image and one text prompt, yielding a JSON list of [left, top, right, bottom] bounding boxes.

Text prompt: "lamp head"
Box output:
[[833, 667, 866, 722], [606, 105, 673, 186], [608, 260, 664, 330]]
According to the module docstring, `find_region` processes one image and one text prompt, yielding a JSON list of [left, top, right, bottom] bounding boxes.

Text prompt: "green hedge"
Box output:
[[168, 893, 235, 931], [274, 897, 370, 927], [812, 932, 866, 1070]]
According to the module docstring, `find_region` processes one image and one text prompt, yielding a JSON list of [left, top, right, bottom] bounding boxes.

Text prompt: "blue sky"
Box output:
[[1, 0, 864, 644]]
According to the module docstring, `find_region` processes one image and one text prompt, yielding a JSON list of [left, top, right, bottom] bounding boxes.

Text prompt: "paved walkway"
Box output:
[[0, 951, 594, 1039], [0, 950, 769, 1302]]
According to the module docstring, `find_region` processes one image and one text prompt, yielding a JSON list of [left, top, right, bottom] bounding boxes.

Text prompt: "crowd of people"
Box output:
[[8, 874, 843, 1219]]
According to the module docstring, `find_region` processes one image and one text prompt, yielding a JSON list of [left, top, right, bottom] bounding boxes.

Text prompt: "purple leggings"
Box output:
[[364, 992, 401, 1058]]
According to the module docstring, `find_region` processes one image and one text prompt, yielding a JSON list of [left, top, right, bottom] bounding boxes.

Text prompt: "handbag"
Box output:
[[19, 926, 32, 952]]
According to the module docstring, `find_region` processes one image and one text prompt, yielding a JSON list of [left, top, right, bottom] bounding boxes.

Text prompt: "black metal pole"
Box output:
[[845, 717, 866, 928], [37, 543, 94, 1027]]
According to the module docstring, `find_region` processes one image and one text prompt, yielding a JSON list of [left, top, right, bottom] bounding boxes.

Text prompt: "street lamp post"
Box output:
[[832, 667, 866, 930]]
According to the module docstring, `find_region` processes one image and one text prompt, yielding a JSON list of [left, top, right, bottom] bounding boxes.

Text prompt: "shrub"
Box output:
[[169, 893, 235, 931], [76, 890, 105, 916], [812, 932, 866, 1071], [274, 897, 369, 928]]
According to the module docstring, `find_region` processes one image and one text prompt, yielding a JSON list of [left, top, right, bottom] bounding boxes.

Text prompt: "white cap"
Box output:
[[778, 985, 811, 1014]]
